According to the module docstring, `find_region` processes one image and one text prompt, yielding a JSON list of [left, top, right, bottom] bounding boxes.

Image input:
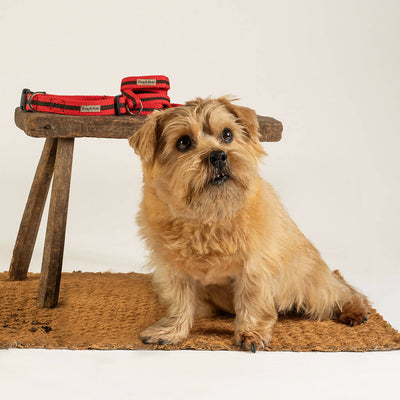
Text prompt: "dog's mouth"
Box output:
[[209, 169, 230, 186]]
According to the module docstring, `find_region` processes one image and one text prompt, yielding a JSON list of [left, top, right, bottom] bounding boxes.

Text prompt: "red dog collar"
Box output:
[[20, 75, 180, 116]]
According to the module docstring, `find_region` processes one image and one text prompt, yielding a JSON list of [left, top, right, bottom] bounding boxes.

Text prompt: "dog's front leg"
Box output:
[[140, 269, 196, 345], [233, 265, 277, 352]]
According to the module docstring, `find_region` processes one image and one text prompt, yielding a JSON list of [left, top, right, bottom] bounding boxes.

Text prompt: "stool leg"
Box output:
[[9, 138, 58, 281], [38, 138, 74, 308]]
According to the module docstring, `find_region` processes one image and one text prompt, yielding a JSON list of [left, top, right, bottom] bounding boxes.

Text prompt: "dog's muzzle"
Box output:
[[209, 150, 229, 185]]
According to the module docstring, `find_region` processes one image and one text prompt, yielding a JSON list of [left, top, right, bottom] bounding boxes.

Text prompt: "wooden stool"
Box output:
[[9, 107, 283, 308]]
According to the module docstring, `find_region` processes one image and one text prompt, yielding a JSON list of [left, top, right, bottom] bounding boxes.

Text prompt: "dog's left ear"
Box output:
[[218, 98, 260, 143], [129, 110, 162, 163]]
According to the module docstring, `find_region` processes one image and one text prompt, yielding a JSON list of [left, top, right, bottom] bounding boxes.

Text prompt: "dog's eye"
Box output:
[[176, 135, 192, 152], [221, 128, 233, 143]]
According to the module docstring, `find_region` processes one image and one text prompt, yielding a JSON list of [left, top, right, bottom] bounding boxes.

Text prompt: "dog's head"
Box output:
[[129, 97, 266, 221]]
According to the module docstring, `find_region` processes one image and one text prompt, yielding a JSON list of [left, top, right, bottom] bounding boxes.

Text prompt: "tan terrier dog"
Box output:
[[129, 97, 369, 352]]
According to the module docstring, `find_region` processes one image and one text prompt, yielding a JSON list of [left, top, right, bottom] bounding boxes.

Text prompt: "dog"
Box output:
[[129, 97, 369, 352]]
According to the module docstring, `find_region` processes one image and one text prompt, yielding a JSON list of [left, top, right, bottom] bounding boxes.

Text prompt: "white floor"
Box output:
[[1, 348, 399, 400]]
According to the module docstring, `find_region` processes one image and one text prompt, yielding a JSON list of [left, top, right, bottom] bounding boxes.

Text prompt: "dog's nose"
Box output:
[[209, 150, 227, 169]]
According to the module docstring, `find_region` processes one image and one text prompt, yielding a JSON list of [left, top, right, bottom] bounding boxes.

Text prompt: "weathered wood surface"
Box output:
[[38, 138, 74, 308], [9, 139, 58, 281], [14, 107, 283, 142]]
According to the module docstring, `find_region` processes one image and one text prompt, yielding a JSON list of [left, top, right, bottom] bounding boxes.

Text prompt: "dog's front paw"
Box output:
[[234, 330, 270, 353], [140, 319, 189, 346]]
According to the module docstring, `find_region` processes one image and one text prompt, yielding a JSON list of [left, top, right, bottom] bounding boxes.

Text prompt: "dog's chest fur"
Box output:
[[139, 184, 267, 285], [164, 219, 245, 282]]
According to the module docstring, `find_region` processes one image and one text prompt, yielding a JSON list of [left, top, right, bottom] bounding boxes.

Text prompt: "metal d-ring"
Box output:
[[125, 98, 143, 115], [27, 91, 46, 112]]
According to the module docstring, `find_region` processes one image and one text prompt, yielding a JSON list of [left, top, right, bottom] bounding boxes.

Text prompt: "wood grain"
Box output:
[[9, 139, 58, 281], [38, 138, 74, 308], [14, 107, 283, 142]]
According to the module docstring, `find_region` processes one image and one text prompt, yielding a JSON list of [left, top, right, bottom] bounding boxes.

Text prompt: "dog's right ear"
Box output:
[[129, 110, 162, 163]]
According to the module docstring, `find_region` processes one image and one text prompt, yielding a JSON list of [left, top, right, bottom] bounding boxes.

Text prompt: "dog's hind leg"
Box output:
[[333, 275, 370, 326], [299, 263, 370, 326]]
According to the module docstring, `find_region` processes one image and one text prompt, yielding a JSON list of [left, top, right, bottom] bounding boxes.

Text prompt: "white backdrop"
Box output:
[[1, 1, 399, 399]]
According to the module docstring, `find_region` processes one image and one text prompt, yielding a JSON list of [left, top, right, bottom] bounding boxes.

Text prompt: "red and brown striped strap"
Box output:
[[20, 75, 180, 116]]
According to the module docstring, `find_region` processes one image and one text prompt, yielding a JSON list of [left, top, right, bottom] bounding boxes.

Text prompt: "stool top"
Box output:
[[14, 107, 282, 142]]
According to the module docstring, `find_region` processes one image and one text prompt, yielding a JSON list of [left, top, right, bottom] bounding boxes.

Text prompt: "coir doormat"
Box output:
[[1, 271, 399, 351]]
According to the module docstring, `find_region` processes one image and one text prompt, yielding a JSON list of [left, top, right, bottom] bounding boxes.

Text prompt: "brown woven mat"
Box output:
[[1, 271, 399, 351]]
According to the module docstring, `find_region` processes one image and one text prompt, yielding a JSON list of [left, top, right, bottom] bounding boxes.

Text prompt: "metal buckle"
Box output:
[[121, 90, 144, 115], [125, 98, 143, 115], [26, 91, 46, 112]]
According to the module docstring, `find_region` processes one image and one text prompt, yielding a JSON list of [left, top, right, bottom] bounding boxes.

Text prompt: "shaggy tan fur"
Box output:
[[129, 97, 369, 352]]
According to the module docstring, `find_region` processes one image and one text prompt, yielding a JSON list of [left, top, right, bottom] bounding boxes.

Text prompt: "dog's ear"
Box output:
[[129, 110, 162, 163], [218, 98, 260, 143]]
